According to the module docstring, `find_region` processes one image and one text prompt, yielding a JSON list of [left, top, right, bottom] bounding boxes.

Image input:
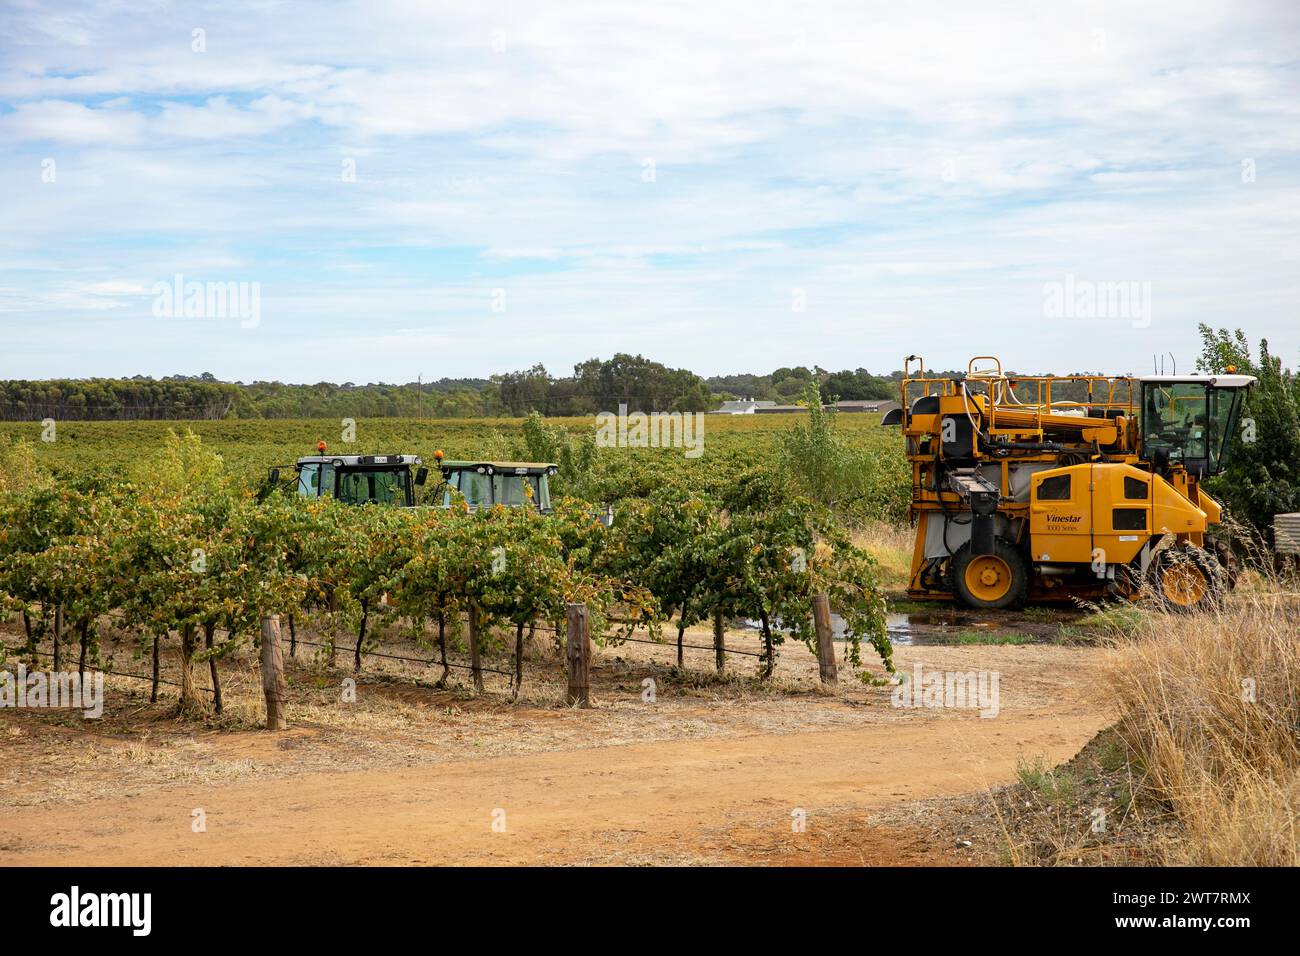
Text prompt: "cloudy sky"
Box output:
[[1, 0, 1297, 383]]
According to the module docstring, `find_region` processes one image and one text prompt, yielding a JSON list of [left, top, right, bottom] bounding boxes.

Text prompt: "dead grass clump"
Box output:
[[1104, 594, 1300, 865], [854, 521, 913, 591]]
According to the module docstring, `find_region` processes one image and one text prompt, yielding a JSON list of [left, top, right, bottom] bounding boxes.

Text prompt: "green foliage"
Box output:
[[0, 407, 903, 505], [520, 411, 596, 496], [1197, 325, 1300, 541], [572, 353, 711, 414], [603, 466, 892, 677], [0, 439, 53, 496], [1015, 754, 1079, 805], [0, 416, 897, 689], [775, 382, 909, 526], [0, 376, 241, 421]]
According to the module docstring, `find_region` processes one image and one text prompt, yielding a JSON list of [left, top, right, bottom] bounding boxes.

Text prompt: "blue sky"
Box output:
[[1, 0, 1297, 383]]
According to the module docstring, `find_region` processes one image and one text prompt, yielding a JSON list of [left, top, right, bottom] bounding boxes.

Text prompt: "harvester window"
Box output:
[[1113, 508, 1147, 531], [1141, 381, 1246, 477], [1037, 475, 1071, 500], [1143, 383, 1208, 462], [1207, 386, 1245, 474], [1123, 476, 1148, 500]]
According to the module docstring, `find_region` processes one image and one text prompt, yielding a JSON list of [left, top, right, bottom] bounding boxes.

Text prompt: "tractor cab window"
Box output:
[[492, 474, 535, 506], [337, 468, 407, 505], [297, 462, 321, 497], [1142, 382, 1245, 476], [445, 470, 490, 507]]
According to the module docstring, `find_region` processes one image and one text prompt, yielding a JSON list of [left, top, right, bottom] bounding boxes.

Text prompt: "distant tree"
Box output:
[[495, 364, 553, 416], [573, 354, 709, 414], [822, 368, 895, 401]]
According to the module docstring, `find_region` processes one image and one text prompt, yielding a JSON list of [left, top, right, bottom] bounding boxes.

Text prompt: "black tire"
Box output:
[[1148, 546, 1227, 613], [952, 540, 1030, 611], [1205, 534, 1239, 590]]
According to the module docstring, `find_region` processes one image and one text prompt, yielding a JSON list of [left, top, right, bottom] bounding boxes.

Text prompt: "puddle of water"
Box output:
[[741, 613, 929, 646], [740, 607, 1068, 647], [886, 613, 914, 645]]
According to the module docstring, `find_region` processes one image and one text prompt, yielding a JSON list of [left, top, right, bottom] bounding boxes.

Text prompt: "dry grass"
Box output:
[[855, 521, 913, 591], [1103, 593, 1300, 865]]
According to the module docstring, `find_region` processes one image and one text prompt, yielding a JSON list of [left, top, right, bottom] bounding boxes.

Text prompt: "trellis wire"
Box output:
[[529, 624, 765, 658], [287, 636, 513, 677], [0, 643, 216, 695]]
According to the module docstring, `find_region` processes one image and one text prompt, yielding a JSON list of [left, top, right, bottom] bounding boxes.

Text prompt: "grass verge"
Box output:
[[1103, 594, 1300, 865]]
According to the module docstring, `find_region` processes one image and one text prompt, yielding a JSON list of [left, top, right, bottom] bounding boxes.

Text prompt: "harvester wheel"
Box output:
[[1149, 546, 1226, 613], [1205, 534, 1239, 590], [952, 541, 1029, 611]]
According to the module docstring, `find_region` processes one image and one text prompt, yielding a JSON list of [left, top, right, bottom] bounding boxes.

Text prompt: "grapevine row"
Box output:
[[0, 433, 892, 713]]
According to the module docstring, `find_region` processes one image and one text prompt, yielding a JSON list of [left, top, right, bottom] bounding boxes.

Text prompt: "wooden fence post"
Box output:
[[565, 602, 591, 708], [53, 604, 63, 671], [468, 601, 485, 693], [713, 609, 725, 673], [812, 593, 838, 686], [260, 615, 287, 730], [150, 635, 160, 703], [205, 621, 223, 716]]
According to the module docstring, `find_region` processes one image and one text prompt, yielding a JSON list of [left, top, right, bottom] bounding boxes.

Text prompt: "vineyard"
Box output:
[[15, 405, 1289, 868], [5, 408, 1294, 868], [0, 409, 901, 716]]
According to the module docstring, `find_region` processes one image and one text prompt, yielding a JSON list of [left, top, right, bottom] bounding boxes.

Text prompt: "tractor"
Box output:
[[265, 442, 428, 506], [264, 444, 563, 515], [264, 444, 617, 525], [432, 451, 559, 513], [883, 356, 1256, 611]]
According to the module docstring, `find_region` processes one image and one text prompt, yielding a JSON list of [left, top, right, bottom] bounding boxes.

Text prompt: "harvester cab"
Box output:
[[887, 355, 1255, 612], [433, 450, 557, 514], [264, 443, 427, 506], [1138, 374, 1253, 478]]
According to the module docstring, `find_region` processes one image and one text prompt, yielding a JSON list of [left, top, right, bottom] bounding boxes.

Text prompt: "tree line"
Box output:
[[0, 356, 907, 421], [0, 353, 1158, 422]]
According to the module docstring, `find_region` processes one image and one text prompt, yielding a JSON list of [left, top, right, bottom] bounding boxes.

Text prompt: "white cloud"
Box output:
[[0, 0, 1297, 380]]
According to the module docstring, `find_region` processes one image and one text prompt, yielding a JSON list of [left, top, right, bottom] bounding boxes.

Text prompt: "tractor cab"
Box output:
[[1138, 374, 1256, 478], [435, 453, 557, 513], [266, 445, 427, 506]]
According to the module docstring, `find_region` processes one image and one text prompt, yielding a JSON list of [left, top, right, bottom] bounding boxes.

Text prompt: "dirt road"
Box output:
[[0, 641, 1110, 866]]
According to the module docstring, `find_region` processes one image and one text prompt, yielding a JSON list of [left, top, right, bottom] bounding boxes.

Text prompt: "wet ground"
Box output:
[[743, 600, 1089, 646], [881, 602, 1087, 645]]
